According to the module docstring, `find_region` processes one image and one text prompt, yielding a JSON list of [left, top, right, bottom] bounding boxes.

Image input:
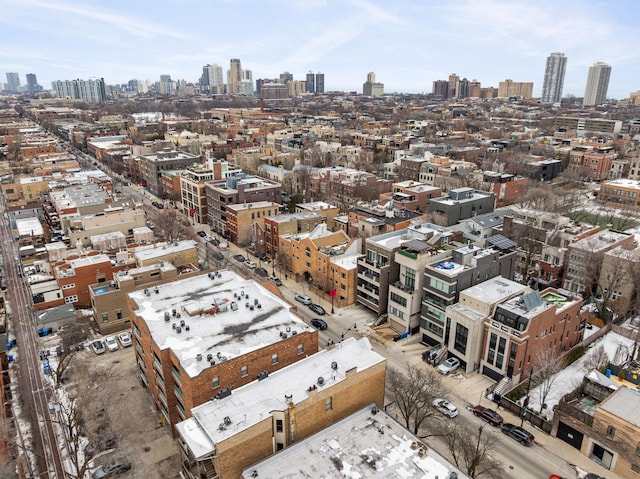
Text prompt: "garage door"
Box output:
[[556, 421, 584, 450]]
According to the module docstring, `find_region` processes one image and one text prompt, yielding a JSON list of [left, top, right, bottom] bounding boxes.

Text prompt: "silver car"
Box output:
[[432, 398, 458, 418]]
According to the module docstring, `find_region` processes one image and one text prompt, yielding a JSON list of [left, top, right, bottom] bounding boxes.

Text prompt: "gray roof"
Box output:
[[599, 386, 640, 427], [36, 304, 76, 325]]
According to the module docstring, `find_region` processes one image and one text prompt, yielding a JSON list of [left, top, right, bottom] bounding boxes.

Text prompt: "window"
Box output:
[[272, 353, 279, 365], [390, 292, 407, 307], [325, 396, 333, 411], [454, 324, 469, 355], [64, 295, 78, 304], [212, 376, 219, 388], [297, 344, 304, 355], [102, 313, 109, 323], [487, 333, 497, 365], [305, 247, 311, 258], [275, 419, 283, 433], [606, 425, 615, 438], [404, 268, 416, 289], [636, 441, 640, 456], [241, 365, 248, 377], [116, 309, 123, 319]]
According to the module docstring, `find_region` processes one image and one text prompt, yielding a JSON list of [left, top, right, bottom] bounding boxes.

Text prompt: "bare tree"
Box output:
[[532, 349, 564, 412], [387, 364, 448, 435], [52, 394, 92, 479], [151, 208, 195, 242], [584, 345, 610, 372], [435, 421, 503, 479], [52, 319, 92, 386]]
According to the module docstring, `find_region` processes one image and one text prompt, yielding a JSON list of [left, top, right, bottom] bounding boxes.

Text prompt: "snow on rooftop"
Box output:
[[129, 269, 311, 378], [241, 404, 468, 479], [16, 217, 44, 236], [132, 240, 197, 262], [176, 338, 386, 458]]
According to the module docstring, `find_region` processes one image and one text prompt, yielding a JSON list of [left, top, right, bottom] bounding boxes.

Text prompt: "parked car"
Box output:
[[310, 318, 328, 330], [255, 252, 267, 260], [308, 303, 326, 315], [117, 332, 132, 347], [91, 339, 106, 355], [104, 336, 119, 352], [196, 231, 207, 238], [271, 277, 282, 286], [254, 267, 268, 277], [212, 251, 224, 261], [93, 459, 131, 479], [432, 398, 458, 418], [436, 357, 460, 375], [472, 405, 503, 426], [501, 423, 534, 446], [233, 254, 246, 262], [209, 238, 220, 246], [295, 294, 312, 305], [244, 260, 257, 269]]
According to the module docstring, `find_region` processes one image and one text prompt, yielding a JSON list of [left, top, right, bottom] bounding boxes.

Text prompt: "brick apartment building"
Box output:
[[128, 270, 319, 430], [176, 337, 386, 479]]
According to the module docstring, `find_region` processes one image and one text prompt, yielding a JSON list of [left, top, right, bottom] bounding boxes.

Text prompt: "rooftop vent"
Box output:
[[223, 416, 232, 426], [144, 288, 150, 296], [164, 312, 170, 321], [216, 387, 232, 400], [331, 361, 338, 370], [154, 287, 159, 294], [257, 371, 269, 381], [317, 376, 325, 386], [196, 353, 202, 361], [176, 326, 182, 334], [206, 353, 213, 362]]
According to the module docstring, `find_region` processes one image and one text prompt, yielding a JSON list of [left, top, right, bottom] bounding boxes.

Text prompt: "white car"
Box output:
[[432, 398, 459, 418], [436, 357, 460, 375], [104, 336, 119, 352], [117, 332, 132, 347], [91, 339, 106, 355], [244, 260, 257, 269], [295, 294, 312, 305]]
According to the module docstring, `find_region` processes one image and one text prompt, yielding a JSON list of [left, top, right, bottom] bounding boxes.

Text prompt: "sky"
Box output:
[[1, 0, 639, 99]]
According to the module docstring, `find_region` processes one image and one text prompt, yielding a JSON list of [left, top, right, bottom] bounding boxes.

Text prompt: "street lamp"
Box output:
[[331, 268, 335, 314]]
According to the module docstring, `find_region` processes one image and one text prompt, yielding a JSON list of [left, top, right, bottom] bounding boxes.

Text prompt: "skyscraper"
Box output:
[[26, 73, 41, 93], [306, 71, 315, 93], [541, 52, 567, 103], [583, 62, 611, 106], [315, 72, 324, 93], [228, 59, 242, 94], [5, 72, 20, 92], [201, 64, 223, 93], [51, 78, 107, 102]]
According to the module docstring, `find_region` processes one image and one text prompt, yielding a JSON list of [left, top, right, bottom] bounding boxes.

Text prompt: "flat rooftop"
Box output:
[[128, 269, 311, 378], [176, 338, 385, 458], [241, 404, 468, 479], [461, 276, 527, 305], [132, 240, 197, 263]]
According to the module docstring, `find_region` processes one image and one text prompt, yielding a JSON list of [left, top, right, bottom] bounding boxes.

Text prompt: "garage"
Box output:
[[556, 421, 584, 450]]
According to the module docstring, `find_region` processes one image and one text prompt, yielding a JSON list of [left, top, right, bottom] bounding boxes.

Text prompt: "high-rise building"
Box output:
[[448, 73, 460, 99], [51, 78, 107, 102], [280, 71, 293, 82], [5, 72, 20, 92], [541, 52, 567, 103], [228, 58, 242, 94], [306, 71, 315, 93], [583, 62, 611, 106], [315, 72, 324, 93], [497, 79, 534, 98], [26, 73, 41, 93], [363, 72, 384, 97], [201, 64, 223, 93], [432, 80, 448, 99]]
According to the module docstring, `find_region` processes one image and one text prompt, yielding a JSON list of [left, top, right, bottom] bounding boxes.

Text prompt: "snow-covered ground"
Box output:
[[524, 328, 636, 420]]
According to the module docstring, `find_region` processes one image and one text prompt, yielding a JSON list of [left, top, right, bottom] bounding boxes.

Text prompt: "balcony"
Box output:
[[398, 249, 418, 260]]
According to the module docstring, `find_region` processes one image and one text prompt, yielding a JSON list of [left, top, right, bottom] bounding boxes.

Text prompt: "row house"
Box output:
[[179, 164, 215, 224], [176, 337, 386, 479], [357, 223, 459, 319], [225, 201, 280, 247], [348, 201, 426, 238], [205, 174, 281, 237], [262, 212, 327, 260], [378, 180, 442, 213], [138, 149, 200, 197], [309, 166, 393, 207], [552, 374, 640, 478], [86, 135, 132, 162], [429, 187, 496, 227], [278, 224, 358, 308], [295, 201, 340, 231], [478, 287, 586, 383], [128, 270, 319, 430], [563, 229, 635, 297], [567, 145, 617, 182], [421, 237, 517, 349]]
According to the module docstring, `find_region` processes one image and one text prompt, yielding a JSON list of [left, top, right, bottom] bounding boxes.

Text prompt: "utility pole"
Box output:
[[520, 368, 534, 427]]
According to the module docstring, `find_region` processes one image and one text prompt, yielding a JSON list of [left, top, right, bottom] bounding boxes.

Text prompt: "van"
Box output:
[[295, 294, 312, 305]]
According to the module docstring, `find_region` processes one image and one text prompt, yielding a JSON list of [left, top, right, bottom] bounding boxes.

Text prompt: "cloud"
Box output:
[[10, 0, 188, 40]]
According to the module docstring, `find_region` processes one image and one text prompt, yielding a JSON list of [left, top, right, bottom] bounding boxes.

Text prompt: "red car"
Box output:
[[472, 405, 503, 426]]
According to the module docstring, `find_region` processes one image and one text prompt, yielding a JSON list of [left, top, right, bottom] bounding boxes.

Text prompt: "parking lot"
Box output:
[[42, 335, 182, 478]]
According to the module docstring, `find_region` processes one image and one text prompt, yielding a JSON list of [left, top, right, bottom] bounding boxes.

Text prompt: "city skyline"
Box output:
[[1, 0, 639, 99]]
